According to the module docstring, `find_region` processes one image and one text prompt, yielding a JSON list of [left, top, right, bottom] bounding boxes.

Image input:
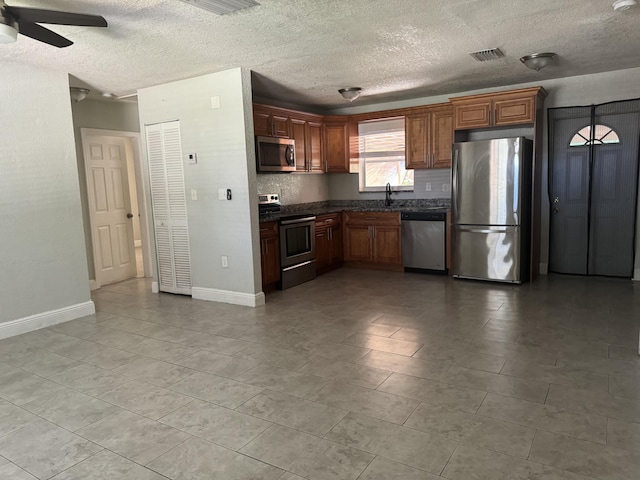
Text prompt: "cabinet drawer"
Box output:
[[344, 211, 400, 226], [316, 213, 341, 229]]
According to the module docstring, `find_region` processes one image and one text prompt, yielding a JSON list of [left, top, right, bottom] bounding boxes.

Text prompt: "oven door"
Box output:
[[279, 217, 316, 268]]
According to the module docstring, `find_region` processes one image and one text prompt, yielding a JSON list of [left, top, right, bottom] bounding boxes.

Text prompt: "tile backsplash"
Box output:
[[256, 173, 329, 205]]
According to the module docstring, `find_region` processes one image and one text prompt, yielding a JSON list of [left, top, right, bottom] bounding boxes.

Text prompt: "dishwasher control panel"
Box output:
[[401, 211, 446, 222]]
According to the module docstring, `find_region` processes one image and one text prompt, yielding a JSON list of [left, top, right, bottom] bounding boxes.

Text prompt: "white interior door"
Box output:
[[85, 136, 137, 285]]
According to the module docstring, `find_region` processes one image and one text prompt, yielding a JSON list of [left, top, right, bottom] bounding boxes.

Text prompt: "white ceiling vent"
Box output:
[[469, 48, 505, 62], [179, 0, 259, 15]]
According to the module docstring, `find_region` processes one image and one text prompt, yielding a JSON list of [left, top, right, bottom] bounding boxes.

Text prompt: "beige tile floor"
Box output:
[[1, 269, 640, 479]]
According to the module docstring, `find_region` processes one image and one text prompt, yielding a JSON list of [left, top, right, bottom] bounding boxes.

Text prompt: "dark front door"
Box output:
[[549, 100, 640, 278]]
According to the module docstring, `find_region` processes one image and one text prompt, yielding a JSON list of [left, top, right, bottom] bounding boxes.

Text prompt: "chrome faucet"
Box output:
[[385, 182, 393, 206]]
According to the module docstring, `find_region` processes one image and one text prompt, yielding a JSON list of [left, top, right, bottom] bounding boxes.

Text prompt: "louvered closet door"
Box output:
[[146, 121, 192, 294]]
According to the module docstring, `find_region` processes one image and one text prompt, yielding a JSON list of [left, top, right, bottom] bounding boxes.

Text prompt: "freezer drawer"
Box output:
[[453, 225, 524, 283]]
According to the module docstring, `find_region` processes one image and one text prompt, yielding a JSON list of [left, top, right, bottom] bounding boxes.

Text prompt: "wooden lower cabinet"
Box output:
[[259, 221, 280, 292], [315, 213, 343, 275], [343, 212, 402, 269]]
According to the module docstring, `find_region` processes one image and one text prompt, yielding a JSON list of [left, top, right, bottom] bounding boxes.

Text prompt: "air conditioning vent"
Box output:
[[469, 48, 505, 62], [179, 0, 259, 15]]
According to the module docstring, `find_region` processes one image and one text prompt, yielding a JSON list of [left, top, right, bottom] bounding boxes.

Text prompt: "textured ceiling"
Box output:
[[1, 0, 639, 110]]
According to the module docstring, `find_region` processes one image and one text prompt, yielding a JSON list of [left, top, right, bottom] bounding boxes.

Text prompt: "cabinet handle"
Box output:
[[329, 228, 332, 241]]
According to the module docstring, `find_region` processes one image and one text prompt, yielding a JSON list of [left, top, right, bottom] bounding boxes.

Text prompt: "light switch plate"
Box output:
[[211, 96, 220, 109], [425, 183, 432, 192], [443, 183, 451, 192], [191, 189, 197, 200], [218, 188, 227, 200], [187, 153, 197, 164]]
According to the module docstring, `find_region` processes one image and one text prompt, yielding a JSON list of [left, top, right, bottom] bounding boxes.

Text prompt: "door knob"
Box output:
[[127, 213, 134, 219]]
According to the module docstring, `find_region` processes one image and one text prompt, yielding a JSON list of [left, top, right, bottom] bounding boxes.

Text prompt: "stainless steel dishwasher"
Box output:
[[401, 211, 447, 273]]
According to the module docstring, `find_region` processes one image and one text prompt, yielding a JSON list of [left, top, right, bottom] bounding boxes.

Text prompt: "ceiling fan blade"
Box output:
[[5, 6, 107, 27], [18, 21, 73, 48]]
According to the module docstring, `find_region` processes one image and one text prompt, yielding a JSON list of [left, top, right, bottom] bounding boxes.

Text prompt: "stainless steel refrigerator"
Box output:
[[452, 137, 533, 283]]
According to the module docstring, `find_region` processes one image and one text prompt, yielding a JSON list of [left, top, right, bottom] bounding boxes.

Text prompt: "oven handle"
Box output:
[[282, 260, 314, 272], [280, 216, 316, 225]]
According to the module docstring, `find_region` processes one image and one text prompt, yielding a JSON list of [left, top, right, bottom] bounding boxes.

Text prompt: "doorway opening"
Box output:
[[81, 128, 152, 288], [548, 99, 640, 278]]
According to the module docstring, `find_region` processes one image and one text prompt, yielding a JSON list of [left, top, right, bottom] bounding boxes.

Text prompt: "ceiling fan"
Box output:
[[0, 1, 107, 48]]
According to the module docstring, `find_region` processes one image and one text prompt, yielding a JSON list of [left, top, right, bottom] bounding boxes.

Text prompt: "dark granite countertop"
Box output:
[[259, 200, 450, 222]]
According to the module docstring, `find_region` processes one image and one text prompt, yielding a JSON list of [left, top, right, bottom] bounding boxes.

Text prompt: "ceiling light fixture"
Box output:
[[613, 0, 637, 11], [70, 87, 90, 103], [178, 0, 259, 15], [339, 87, 362, 102], [520, 53, 557, 72]]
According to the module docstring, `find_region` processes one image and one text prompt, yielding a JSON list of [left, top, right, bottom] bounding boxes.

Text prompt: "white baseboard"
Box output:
[[89, 280, 98, 291], [633, 268, 640, 282], [151, 282, 159, 294], [192, 287, 265, 308], [0, 301, 96, 340], [539, 263, 548, 275]]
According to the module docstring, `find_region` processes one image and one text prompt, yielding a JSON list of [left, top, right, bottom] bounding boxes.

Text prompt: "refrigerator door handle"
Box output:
[[452, 148, 459, 219], [457, 227, 510, 234]]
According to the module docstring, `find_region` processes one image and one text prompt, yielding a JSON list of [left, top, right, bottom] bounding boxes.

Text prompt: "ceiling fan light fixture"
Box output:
[[179, 0, 259, 15], [520, 52, 557, 72], [0, 22, 17, 44], [339, 87, 362, 102], [613, 0, 637, 11], [70, 87, 90, 103]]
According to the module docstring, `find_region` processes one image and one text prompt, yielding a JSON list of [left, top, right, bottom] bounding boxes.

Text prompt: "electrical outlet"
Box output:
[[425, 183, 432, 192], [210, 96, 220, 109], [221, 255, 228, 268], [186, 153, 197, 164], [218, 188, 226, 200], [191, 189, 197, 200], [443, 183, 451, 192]]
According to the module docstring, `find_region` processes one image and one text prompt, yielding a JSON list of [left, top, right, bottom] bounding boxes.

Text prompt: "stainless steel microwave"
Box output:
[[256, 136, 296, 172]]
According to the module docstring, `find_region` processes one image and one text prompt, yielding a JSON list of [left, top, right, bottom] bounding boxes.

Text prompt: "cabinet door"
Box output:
[[253, 108, 271, 137], [405, 114, 430, 169], [373, 225, 402, 265], [344, 225, 372, 262], [431, 108, 454, 169], [330, 225, 343, 266], [271, 114, 290, 138], [315, 228, 331, 273], [261, 236, 280, 287], [291, 118, 308, 171], [324, 123, 349, 173], [307, 121, 324, 172], [453, 100, 492, 130], [494, 95, 535, 126]]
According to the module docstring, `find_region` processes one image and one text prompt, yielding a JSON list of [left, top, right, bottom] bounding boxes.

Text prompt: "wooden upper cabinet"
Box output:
[[431, 107, 454, 168], [323, 121, 349, 173], [253, 107, 272, 137], [493, 94, 535, 126], [290, 118, 307, 172], [252, 104, 290, 138], [405, 104, 453, 169], [450, 87, 546, 130], [405, 114, 431, 169], [452, 99, 492, 129], [307, 121, 323, 172]]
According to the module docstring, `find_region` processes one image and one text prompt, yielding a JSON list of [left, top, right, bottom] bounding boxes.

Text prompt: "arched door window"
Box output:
[[569, 124, 620, 147]]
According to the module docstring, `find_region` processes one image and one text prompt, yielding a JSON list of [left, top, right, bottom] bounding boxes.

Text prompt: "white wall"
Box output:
[[328, 67, 640, 274], [0, 63, 93, 333], [137, 68, 263, 302], [71, 99, 141, 280]]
